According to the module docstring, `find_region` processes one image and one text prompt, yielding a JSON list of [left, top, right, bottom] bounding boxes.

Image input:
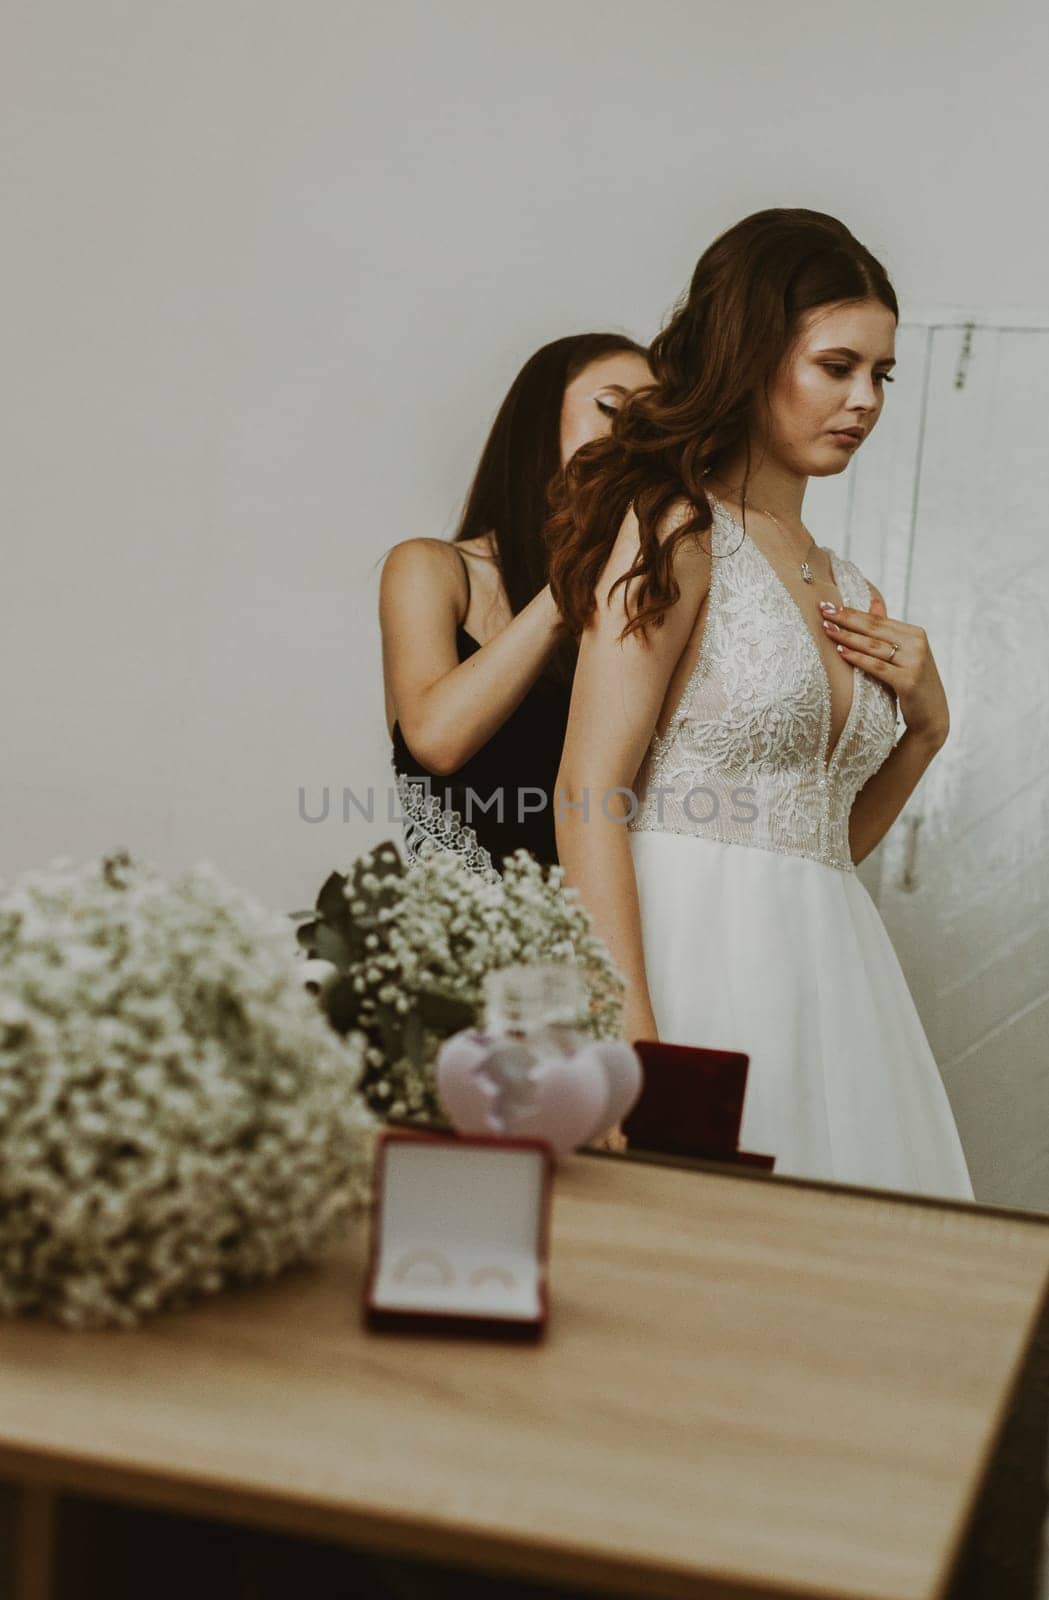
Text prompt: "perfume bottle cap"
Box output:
[[483, 962, 586, 1033]]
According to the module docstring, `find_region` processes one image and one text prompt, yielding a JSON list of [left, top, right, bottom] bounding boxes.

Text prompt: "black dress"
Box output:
[[390, 548, 572, 872]]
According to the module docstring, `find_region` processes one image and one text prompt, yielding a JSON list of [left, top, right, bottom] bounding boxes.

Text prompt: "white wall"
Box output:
[[4, 0, 1048, 912]]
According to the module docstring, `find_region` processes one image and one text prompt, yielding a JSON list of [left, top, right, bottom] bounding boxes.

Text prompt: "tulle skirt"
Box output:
[[628, 828, 974, 1201]]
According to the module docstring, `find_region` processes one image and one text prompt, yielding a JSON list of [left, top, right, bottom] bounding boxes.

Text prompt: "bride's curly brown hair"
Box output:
[[544, 208, 898, 644]]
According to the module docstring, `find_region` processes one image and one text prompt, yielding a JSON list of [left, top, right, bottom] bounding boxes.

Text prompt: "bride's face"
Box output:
[[758, 299, 898, 478]]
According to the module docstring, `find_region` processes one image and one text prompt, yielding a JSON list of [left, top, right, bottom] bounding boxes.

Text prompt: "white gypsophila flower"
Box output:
[[342, 840, 625, 1123], [0, 851, 378, 1328]]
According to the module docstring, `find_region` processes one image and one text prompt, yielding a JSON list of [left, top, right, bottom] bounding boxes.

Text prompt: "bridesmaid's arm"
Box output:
[[554, 506, 709, 1045], [380, 539, 567, 774], [848, 725, 947, 865]]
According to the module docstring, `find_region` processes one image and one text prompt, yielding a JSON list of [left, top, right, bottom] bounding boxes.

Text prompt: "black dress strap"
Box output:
[[452, 542, 471, 624]]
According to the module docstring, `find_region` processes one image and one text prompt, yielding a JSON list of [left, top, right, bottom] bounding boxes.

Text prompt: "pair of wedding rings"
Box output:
[[391, 1248, 516, 1288]]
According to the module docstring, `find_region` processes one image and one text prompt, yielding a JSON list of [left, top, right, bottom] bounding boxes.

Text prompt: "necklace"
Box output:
[[758, 504, 819, 584], [711, 485, 819, 584]]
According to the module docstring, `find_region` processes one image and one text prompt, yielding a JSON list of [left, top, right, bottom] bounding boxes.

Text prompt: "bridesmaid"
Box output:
[[381, 333, 652, 872]]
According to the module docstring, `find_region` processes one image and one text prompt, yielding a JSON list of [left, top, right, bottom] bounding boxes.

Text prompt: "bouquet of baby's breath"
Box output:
[[296, 840, 626, 1124], [0, 850, 376, 1328]]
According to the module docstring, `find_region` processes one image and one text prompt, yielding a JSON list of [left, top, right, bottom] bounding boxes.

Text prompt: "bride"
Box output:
[[546, 207, 973, 1198]]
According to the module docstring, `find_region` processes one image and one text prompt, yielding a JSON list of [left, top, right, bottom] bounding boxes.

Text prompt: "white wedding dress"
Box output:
[[627, 495, 974, 1199]]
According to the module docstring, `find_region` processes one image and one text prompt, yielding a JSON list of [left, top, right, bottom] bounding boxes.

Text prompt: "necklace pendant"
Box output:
[[801, 560, 815, 584]]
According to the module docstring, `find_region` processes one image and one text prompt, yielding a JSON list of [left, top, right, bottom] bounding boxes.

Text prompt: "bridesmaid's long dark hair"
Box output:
[[453, 332, 647, 686]]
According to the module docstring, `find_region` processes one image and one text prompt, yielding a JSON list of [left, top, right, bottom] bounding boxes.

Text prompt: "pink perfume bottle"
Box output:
[[434, 963, 641, 1157]]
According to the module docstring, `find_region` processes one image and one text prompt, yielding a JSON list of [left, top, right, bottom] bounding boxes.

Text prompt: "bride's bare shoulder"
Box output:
[[591, 495, 710, 644], [612, 493, 709, 550], [610, 494, 712, 592], [657, 493, 712, 549]]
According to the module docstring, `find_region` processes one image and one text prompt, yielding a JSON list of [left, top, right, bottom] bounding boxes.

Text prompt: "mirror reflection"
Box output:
[[380, 212, 1048, 1215]]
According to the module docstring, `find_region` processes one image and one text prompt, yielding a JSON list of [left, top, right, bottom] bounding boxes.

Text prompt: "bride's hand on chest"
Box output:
[[817, 588, 950, 748]]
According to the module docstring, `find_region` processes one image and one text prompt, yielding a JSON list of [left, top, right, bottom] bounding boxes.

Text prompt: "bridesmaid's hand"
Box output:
[[818, 591, 950, 749]]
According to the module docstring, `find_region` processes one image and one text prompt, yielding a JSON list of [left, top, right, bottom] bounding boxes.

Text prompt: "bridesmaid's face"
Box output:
[[760, 299, 898, 478], [559, 351, 654, 464]]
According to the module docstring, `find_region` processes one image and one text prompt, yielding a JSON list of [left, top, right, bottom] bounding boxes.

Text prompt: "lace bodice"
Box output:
[[628, 497, 901, 873]]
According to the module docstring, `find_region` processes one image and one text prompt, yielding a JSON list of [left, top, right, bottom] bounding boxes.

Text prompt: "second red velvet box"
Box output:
[[623, 1040, 776, 1169]]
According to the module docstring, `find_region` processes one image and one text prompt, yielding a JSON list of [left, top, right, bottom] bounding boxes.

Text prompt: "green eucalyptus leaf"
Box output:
[[310, 922, 354, 970], [316, 871, 352, 930], [372, 1002, 404, 1059], [402, 1008, 427, 1069], [342, 922, 375, 963], [325, 974, 363, 1036], [414, 990, 477, 1034]]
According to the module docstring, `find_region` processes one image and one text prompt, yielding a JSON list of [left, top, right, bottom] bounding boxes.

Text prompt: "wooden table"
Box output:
[[0, 1150, 1046, 1600]]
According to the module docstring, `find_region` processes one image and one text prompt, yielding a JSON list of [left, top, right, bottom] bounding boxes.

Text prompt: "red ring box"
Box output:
[[363, 1129, 554, 1341], [623, 1041, 776, 1169]]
